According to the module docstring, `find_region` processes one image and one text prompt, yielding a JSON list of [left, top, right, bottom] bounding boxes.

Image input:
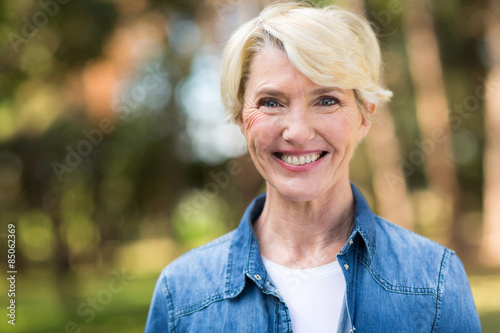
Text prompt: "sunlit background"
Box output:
[[0, 0, 499, 332]]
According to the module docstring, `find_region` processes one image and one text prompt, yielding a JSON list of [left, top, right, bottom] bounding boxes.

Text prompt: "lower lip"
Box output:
[[274, 154, 325, 171]]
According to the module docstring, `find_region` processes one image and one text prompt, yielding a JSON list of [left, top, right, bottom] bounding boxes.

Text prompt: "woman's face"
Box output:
[[239, 47, 373, 202]]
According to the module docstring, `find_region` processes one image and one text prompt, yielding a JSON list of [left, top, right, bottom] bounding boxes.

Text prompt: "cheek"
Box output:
[[242, 109, 271, 135], [319, 114, 360, 144], [339, 108, 362, 132]]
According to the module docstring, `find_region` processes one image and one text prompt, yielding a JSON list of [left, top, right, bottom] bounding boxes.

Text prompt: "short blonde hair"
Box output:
[[220, 2, 392, 121]]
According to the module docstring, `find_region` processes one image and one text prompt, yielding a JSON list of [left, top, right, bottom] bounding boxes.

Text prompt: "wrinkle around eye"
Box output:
[[242, 107, 269, 134], [335, 107, 362, 130], [313, 104, 341, 114]]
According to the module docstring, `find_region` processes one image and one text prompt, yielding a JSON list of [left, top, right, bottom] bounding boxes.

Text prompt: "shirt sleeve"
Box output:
[[437, 251, 481, 332], [145, 270, 171, 332]]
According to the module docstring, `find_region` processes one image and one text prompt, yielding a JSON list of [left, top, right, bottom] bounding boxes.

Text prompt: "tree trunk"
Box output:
[[365, 109, 413, 229], [353, 0, 413, 229], [402, 0, 462, 250], [479, 0, 500, 267]]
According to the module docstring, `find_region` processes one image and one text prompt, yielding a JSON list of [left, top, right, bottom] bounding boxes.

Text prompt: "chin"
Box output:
[[270, 183, 324, 202]]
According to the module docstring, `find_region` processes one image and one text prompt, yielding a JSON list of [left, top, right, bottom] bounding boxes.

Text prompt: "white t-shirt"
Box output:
[[262, 256, 346, 333]]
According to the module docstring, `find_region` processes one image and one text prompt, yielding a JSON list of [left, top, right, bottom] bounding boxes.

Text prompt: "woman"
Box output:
[[146, 3, 480, 332]]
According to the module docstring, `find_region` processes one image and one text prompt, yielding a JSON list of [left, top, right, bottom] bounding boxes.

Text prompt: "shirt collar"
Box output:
[[224, 183, 376, 297], [225, 192, 267, 297], [348, 183, 376, 261]]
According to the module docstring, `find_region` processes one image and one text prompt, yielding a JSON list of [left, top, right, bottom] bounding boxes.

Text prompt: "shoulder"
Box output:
[[374, 215, 450, 259], [158, 230, 236, 310], [372, 218, 480, 331], [145, 230, 238, 330], [166, 230, 235, 276], [366, 215, 454, 289], [355, 216, 480, 331]]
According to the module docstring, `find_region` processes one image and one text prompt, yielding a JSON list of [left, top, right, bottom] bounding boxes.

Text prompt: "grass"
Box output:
[[0, 269, 155, 333]]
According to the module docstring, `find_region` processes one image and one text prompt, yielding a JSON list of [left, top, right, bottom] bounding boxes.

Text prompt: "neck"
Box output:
[[254, 179, 354, 269]]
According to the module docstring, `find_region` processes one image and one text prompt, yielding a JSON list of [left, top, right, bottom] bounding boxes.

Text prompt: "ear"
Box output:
[[357, 103, 376, 142]]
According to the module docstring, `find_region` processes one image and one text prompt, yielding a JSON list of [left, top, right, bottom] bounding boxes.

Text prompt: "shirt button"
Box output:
[[254, 274, 262, 280], [349, 239, 353, 245], [343, 263, 349, 271], [275, 289, 280, 295]]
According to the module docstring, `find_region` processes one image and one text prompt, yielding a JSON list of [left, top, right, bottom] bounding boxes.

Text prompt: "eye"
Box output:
[[319, 97, 339, 106], [258, 98, 281, 108]]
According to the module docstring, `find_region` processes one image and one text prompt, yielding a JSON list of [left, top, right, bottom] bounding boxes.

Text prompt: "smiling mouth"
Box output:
[[274, 152, 327, 166]]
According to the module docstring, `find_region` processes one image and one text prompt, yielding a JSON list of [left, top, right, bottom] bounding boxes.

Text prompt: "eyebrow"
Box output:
[[254, 88, 288, 99], [254, 87, 343, 98], [310, 87, 343, 95]]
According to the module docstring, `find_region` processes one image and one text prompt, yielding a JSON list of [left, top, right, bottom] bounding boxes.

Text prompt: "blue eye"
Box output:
[[259, 98, 280, 108], [320, 97, 338, 106]]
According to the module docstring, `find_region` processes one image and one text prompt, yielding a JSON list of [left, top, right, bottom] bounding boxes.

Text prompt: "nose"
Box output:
[[282, 105, 315, 143]]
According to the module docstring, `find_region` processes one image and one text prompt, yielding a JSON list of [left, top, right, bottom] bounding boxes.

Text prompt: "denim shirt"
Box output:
[[145, 184, 481, 332]]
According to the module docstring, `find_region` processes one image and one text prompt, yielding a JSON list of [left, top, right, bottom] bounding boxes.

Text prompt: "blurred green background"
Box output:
[[1, 0, 499, 332]]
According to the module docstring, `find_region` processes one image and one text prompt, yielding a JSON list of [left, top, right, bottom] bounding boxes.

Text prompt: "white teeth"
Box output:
[[279, 152, 323, 166]]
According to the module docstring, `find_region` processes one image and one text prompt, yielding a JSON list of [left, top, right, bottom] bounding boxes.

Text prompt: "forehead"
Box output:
[[245, 48, 357, 103], [245, 47, 320, 96]]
